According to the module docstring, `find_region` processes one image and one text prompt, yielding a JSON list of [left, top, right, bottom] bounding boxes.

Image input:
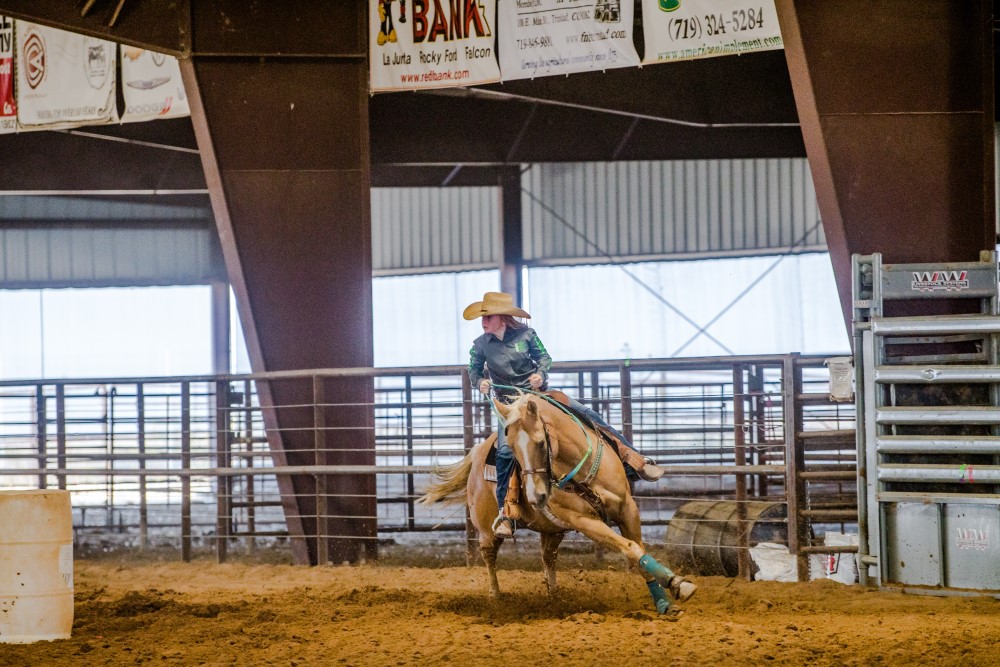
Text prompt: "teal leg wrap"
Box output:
[[639, 554, 675, 585], [646, 580, 670, 615]]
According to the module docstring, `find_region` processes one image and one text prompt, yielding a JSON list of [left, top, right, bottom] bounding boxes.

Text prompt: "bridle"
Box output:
[[510, 408, 609, 527], [489, 385, 605, 491], [518, 423, 555, 493]]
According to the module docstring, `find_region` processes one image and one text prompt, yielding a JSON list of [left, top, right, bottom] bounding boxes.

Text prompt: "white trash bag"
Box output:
[[825, 356, 854, 402], [814, 532, 860, 585], [749, 542, 799, 582]]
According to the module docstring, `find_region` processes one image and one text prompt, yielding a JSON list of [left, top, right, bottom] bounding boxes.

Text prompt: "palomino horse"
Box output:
[[420, 393, 696, 618]]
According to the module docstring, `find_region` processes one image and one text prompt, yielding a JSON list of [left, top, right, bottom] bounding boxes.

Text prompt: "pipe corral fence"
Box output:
[[0, 354, 857, 578]]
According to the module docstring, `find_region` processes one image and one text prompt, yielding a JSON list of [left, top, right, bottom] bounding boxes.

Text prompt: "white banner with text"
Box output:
[[641, 0, 782, 64], [121, 46, 190, 123], [16, 21, 117, 129], [369, 0, 500, 92], [498, 0, 639, 80]]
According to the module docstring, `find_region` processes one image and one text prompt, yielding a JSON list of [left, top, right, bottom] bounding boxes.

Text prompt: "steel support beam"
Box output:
[[499, 170, 524, 302], [180, 1, 375, 565], [0, 0, 189, 54], [776, 1, 995, 324], [0, 122, 207, 192]]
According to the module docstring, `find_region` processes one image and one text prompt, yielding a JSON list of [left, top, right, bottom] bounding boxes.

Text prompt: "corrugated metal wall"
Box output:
[[521, 159, 825, 264], [0, 195, 211, 222], [0, 160, 827, 287], [0, 195, 222, 288], [371, 186, 501, 275], [0, 223, 224, 288]]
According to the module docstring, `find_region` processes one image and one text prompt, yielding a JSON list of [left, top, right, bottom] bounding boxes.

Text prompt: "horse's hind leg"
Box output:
[[540, 532, 565, 595]]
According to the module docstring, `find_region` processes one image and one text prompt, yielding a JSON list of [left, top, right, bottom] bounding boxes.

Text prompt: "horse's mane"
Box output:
[[507, 393, 582, 433], [501, 395, 530, 428]]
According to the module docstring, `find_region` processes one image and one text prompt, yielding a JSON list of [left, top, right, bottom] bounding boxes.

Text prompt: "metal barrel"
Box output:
[[663, 500, 787, 577], [0, 490, 74, 643]]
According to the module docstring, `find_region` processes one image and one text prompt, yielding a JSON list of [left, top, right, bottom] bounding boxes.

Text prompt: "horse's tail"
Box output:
[[418, 454, 474, 506]]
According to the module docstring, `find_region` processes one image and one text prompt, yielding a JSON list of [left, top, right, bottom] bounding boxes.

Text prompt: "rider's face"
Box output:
[[481, 314, 504, 337]]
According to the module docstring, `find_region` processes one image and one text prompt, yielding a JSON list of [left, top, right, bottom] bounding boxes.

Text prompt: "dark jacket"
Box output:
[[467, 326, 553, 398]]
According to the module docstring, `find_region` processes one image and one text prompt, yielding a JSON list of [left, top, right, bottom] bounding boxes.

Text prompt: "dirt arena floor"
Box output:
[[2, 544, 999, 667]]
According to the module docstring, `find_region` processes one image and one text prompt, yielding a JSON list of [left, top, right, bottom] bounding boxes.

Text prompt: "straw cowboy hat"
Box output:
[[462, 292, 530, 320]]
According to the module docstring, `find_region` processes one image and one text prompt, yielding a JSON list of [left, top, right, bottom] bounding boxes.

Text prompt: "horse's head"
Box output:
[[494, 395, 552, 510]]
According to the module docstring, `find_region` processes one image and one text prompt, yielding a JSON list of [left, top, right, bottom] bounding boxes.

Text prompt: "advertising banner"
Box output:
[[15, 21, 117, 129], [121, 46, 190, 122], [497, 0, 640, 81], [641, 0, 782, 64], [0, 16, 14, 133], [369, 0, 500, 92]]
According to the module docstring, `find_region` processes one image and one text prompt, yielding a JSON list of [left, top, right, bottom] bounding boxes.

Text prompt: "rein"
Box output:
[[489, 384, 603, 490]]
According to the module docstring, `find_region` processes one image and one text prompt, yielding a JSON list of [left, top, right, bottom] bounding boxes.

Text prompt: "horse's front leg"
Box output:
[[480, 535, 502, 599], [617, 497, 698, 609], [566, 513, 692, 618], [539, 531, 564, 595]]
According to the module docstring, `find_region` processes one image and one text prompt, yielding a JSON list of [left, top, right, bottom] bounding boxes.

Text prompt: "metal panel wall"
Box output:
[[371, 187, 500, 275], [521, 159, 825, 264], [1, 160, 827, 286], [0, 195, 212, 222], [0, 223, 224, 288]]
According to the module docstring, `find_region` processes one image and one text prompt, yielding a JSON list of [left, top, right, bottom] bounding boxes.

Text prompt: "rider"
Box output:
[[464, 291, 665, 539]]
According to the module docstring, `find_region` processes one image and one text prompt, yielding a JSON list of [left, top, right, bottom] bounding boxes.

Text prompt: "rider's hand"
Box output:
[[528, 374, 543, 389], [479, 379, 492, 395]]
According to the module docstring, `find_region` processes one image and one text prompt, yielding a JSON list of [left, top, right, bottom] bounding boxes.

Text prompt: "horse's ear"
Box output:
[[526, 399, 538, 418], [493, 397, 510, 419]]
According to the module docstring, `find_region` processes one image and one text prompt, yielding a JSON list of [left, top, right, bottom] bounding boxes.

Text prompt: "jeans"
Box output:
[[494, 397, 640, 511]]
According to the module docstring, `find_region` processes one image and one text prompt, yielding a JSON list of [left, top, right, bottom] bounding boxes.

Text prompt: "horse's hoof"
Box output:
[[661, 606, 684, 622], [669, 576, 697, 603]]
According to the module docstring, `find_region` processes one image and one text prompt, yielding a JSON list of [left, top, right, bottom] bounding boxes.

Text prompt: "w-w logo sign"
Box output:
[[956, 527, 990, 551], [911, 270, 969, 292]]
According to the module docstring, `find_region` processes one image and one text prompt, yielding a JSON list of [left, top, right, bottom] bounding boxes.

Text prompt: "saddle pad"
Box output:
[[483, 440, 498, 482]]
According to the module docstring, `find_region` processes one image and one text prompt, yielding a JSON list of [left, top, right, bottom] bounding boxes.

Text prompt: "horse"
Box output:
[[419, 392, 697, 618]]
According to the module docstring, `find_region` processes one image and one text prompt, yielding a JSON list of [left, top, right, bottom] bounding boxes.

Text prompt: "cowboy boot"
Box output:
[[620, 447, 665, 482], [503, 472, 523, 520], [492, 513, 515, 538], [637, 457, 665, 482]]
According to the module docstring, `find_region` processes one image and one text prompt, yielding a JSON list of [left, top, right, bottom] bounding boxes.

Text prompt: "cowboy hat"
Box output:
[[462, 292, 530, 320]]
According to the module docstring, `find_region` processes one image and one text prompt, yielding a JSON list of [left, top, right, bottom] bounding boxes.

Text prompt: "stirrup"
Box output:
[[668, 575, 697, 603], [637, 457, 665, 482], [492, 514, 515, 538]]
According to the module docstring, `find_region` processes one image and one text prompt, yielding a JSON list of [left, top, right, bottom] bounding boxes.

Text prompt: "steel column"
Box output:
[[782, 355, 808, 580], [181, 381, 192, 562], [179, 2, 375, 565], [733, 365, 752, 580], [776, 0, 995, 324], [499, 169, 524, 302]]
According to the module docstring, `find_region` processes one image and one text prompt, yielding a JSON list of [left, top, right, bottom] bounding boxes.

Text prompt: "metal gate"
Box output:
[[854, 251, 1000, 594]]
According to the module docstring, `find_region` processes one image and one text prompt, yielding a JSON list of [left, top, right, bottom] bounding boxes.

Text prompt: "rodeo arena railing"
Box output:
[[0, 354, 858, 581]]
